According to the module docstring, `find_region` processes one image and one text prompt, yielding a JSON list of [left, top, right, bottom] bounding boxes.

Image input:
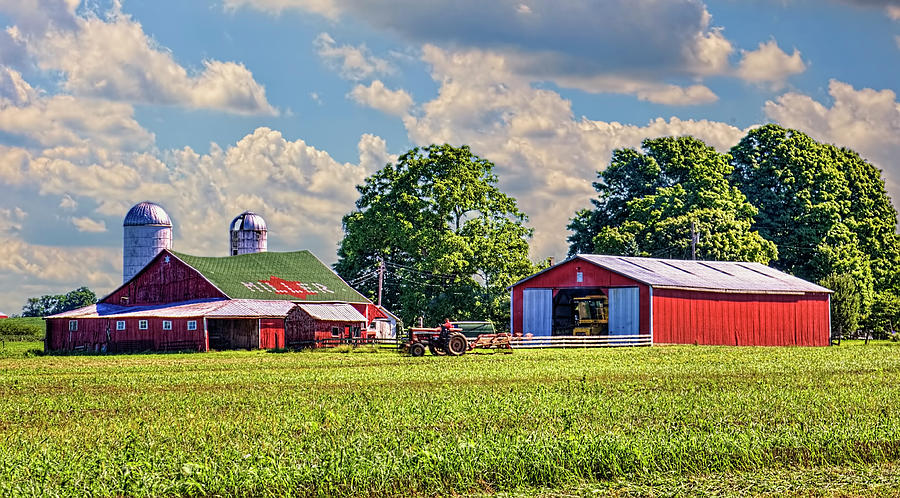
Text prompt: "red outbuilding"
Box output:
[[285, 303, 368, 347], [509, 255, 832, 346]]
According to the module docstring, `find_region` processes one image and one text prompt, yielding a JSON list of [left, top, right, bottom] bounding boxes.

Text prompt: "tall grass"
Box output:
[[0, 317, 44, 342], [0, 344, 899, 496]]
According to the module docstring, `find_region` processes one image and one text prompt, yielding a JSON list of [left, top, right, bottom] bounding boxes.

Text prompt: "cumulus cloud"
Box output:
[[764, 79, 900, 205], [314, 32, 393, 81], [404, 45, 745, 258], [1, 2, 277, 115], [736, 40, 806, 86], [0, 67, 155, 150], [889, 5, 900, 19], [59, 193, 77, 211], [71, 216, 107, 232], [349, 80, 413, 116]]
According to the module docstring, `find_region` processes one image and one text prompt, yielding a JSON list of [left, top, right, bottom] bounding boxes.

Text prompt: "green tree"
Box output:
[[21, 286, 97, 317], [820, 273, 863, 338], [568, 136, 777, 263], [730, 124, 898, 319], [335, 144, 538, 328]]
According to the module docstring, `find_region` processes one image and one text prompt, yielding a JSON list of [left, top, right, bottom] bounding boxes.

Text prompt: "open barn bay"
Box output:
[[1, 344, 900, 496]]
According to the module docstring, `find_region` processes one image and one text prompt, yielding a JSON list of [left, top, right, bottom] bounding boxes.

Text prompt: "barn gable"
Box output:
[[103, 251, 227, 306]]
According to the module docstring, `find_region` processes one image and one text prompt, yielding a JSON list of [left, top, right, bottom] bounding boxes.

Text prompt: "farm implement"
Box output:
[[403, 322, 512, 356]]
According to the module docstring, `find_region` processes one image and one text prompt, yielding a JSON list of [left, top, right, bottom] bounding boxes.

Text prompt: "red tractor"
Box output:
[[404, 321, 469, 356]]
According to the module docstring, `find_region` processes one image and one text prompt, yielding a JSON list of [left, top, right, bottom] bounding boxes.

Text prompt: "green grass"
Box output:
[[0, 317, 44, 342], [1, 343, 900, 496]]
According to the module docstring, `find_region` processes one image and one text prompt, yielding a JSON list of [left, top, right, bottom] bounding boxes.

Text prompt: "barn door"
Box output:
[[608, 287, 640, 335], [523, 288, 552, 336]]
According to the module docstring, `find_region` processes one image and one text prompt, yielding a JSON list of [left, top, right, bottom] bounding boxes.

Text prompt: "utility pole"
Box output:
[[377, 255, 384, 306], [691, 221, 699, 260]]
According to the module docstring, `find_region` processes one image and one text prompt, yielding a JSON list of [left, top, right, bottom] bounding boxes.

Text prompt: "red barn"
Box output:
[[510, 255, 832, 346], [45, 249, 394, 353], [285, 303, 368, 347]]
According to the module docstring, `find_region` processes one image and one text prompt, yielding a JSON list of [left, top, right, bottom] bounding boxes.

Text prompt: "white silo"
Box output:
[[230, 211, 267, 255], [123, 201, 173, 283]]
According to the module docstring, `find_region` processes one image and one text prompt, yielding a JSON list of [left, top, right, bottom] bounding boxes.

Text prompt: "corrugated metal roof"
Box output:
[[205, 300, 294, 317], [576, 255, 831, 294], [296, 303, 367, 322], [47, 299, 295, 319]]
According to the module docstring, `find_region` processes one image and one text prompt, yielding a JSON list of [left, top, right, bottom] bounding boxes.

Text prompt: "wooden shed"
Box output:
[[285, 303, 368, 347], [509, 255, 832, 346]]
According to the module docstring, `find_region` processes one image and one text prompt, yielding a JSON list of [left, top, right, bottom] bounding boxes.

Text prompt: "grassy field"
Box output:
[[0, 317, 44, 342], [1, 342, 899, 496]]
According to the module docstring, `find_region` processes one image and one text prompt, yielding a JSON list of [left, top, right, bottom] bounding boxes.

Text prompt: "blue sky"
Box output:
[[0, 0, 898, 314]]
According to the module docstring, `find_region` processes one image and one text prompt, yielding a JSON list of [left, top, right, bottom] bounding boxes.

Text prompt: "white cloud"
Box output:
[[4, 3, 277, 115], [59, 193, 77, 211], [314, 32, 392, 81], [349, 80, 413, 116], [404, 45, 745, 259], [71, 216, 106, 232], [887, 5, 900, 19], [736, 40, 806, 86], [764, 80, 900, 206], [0, 67, 155, 150]]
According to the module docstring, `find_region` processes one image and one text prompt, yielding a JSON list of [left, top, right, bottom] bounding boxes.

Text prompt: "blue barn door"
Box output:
[[523, 288, 552, 336], [608, 287, 639, 335]]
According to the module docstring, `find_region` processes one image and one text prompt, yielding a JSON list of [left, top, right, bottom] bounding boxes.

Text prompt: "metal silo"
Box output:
[[123, 201, 173, 283], [230, 211, 267, 255]]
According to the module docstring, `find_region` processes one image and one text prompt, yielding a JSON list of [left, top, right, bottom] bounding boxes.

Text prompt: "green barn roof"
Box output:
[[171, 250, 370, 303]]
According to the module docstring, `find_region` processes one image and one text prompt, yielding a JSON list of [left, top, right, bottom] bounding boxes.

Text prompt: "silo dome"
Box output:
[[230, 211, 267, 255], [123, 201, 173, 284], [124, 201, 172, 227]]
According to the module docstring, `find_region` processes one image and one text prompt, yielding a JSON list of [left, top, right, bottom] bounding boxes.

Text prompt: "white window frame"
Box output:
[[162, 320, 172, 331], [187, 320, 197, 331], [68, 320, 77, 331], [116, 321, 126, 331], [139, 320, 148, 330]]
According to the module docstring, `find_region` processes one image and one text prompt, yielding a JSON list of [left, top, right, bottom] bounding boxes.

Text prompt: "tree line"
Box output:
[[336, 125, 900, 337]]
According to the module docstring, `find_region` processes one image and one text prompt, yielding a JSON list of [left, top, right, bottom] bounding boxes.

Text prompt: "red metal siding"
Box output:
[[45, 317, 208, 352], [260, 318, 285, 349], [652, 289, 830, 346], [103, 251, 226, 306], [511, 258, 651, 335]]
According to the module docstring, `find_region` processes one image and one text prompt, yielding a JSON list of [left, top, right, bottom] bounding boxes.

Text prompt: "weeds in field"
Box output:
[[0, 343, 898, 496]]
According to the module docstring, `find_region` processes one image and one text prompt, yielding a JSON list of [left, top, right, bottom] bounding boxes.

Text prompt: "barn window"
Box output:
[[68, 320, 77, 331], [139, 320, 148, 330], [577, 270, 583, 283], [187, 320, 197, 331], [162, 320, 172, 330], [331, 326, 340, 337], [116, 321, 126, 331]]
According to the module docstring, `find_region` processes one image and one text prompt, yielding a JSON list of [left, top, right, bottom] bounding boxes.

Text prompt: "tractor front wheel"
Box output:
[[409, 342, 426, 357], [446, 333, 468, 356]]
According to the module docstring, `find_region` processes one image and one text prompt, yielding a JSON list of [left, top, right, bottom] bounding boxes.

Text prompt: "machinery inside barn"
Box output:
[[510, 255, 832, 347]]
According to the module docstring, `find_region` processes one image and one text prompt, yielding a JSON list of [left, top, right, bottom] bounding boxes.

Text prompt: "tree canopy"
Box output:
[[567, 136, 777, 263], [335, 144, 538, 328], [569, 125, 900, 336], [22, 287, 97, 317], [731, 124, 900, 330]]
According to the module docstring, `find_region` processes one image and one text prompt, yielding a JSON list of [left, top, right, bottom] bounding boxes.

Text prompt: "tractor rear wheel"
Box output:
[[428, 344, 446, 356], [446, 333, 468, 356], [409, 342, 426, 357]]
